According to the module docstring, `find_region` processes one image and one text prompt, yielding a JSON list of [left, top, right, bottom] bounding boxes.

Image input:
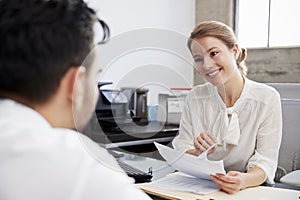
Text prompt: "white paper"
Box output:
[[154, 142, 225, 180], [150, 173, 220, 194]]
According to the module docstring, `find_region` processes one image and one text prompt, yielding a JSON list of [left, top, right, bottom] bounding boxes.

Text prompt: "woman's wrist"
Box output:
[[244, 167, 266, 188]]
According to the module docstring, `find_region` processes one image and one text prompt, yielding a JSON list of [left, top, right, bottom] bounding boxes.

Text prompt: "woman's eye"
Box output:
[[210, 51, 219, 57], [194, 57, 203, 62]]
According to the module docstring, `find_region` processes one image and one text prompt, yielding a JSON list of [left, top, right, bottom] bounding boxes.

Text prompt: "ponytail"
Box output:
[[237, 47, 248, 76]]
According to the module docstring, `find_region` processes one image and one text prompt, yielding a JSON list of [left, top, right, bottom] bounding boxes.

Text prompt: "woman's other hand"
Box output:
[[210, 171, 246, 194], [210, 167, 266, 194], [186, 132, 217, 156]]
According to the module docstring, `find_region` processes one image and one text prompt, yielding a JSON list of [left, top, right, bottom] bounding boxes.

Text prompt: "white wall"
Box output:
[[86, 0, 195, 104]]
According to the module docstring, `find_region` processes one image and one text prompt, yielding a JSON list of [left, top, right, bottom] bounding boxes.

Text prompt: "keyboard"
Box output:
[[117, 160, 153, 183], [108, 150, 153, 183]]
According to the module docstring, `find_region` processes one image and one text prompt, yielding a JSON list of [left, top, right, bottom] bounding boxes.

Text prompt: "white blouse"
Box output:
[[172, 78, 282, 183], [0, 99, 151, 200]]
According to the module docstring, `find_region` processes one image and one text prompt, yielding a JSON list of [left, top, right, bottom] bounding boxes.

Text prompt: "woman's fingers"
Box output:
[[210, 172, 244, 194], [195, 135, 209, 150], [204, 132, 217, 145], [194, 139, 207, 152], [195, 132, 217, 151]]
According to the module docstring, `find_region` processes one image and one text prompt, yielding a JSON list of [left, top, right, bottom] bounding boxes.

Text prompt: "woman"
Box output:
[[172, 21, 282, 194]]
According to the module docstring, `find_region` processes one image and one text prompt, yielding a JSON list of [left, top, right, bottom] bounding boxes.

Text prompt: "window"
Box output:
[[236, 0, 300, 48]]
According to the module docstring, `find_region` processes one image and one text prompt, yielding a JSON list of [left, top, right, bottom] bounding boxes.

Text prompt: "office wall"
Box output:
[[193, 0, 234, 85], [87, 0, 195, 104], [247, 47, 300, 83], [194, 0, 300, 85]]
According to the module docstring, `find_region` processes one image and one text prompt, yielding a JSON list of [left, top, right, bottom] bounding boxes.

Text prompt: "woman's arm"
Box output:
[[211, 89, 282, 194], [247, 91, 282, 183], [210, 167, 266, 194]]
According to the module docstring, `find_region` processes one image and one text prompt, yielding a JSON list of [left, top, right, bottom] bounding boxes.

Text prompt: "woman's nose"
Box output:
[[203, 56, 214, 69]]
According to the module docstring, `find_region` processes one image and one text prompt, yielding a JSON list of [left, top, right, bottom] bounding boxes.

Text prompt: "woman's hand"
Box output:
[[210, 168, 266, 194], [194, 132, 217, 154], [210, 171, 247, 194], [185, 132, 217, 156]]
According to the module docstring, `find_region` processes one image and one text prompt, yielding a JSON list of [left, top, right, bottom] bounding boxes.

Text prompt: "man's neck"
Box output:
[[5, 94, 75, 130]]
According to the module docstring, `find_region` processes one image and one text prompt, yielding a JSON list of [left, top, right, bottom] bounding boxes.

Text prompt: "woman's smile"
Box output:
[[206, 68, 222, 78]]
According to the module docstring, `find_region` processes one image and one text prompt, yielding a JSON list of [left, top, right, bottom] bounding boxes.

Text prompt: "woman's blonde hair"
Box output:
[[187, 21, 247, 76]]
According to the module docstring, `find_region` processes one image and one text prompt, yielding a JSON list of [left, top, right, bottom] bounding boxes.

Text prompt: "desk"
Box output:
[[114, 151, 300, 200], [141, 184, 300, 200]]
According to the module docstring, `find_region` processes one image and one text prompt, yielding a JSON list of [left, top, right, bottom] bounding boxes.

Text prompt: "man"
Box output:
[[0, 0, 151, 199]]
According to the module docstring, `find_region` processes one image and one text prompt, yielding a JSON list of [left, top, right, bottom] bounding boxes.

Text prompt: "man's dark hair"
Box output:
[[0, 0, 109, 103]]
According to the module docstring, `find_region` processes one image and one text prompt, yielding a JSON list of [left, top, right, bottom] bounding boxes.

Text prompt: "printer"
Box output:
[[96, 82, 130, 132], [96, 82, 149, 132]]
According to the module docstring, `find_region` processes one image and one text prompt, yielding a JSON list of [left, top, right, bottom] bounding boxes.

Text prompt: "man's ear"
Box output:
[[66, 66, 86, 103]]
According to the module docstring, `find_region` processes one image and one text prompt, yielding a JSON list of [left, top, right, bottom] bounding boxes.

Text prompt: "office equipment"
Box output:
[[96, 82, 130, 132], [117, 159, 153, 183], [83, 82, 179, 153], [89, 118, 179, 153], [95, 82, 153, 133], [157, 90, 189, 125], [108, 150, 153, 183], [121, 87, 149, 123]]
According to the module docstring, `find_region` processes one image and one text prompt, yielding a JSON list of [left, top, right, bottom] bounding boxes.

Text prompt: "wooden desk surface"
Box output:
[[140, 184, 300, 200]]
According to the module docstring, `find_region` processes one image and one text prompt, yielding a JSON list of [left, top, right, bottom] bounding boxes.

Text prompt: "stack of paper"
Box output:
[[150, 173, 220, 195], [149, 142, 226, 195]]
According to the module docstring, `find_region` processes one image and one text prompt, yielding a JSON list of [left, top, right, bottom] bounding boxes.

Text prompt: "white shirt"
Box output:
[[172, 78, 282, 183], [0, 99, 151, 200]]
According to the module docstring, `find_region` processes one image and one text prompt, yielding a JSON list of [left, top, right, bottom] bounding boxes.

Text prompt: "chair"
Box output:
[[275, 99, 300, 187], [277, 99, 300, 173], [266, 83, 300, 99], [267, 83, 300, 187]]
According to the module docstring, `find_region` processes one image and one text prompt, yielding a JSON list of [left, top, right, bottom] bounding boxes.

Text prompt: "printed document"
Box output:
[[151, 142, 226, 194], [154, 142, 225, 180], [150, 173, 221, 194]]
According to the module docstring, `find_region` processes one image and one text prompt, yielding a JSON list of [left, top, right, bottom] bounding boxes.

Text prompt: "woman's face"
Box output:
[[190, 36, 239, 86]]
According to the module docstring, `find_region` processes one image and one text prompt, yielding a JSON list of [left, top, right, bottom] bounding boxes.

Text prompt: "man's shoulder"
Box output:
[[51, 129, 152, 199], [52, 128, 121, 168]]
